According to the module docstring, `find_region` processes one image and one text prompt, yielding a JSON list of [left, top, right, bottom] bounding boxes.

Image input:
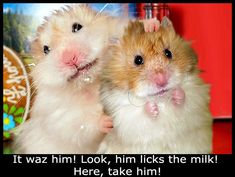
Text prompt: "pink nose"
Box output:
[[155, 73, 168, 87], [61, 49, 86, 66]]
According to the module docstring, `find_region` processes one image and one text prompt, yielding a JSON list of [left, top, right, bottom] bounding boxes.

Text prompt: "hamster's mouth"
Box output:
[[149, 88, 169, 97], [69, 59, 98, 80]]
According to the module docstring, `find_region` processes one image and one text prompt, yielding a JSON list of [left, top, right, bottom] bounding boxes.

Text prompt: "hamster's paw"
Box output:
[[142, 18, 160, 32], [145, 101, 159, 118], [99, 115, 113, 133], [172, 87, 185, 106]]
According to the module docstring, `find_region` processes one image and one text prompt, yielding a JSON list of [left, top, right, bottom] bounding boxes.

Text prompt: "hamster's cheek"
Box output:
[[83, 26, 108, 58], [34, 58, 66, 87], [134, 80, 156, 97], [166, 68, 184, 89]]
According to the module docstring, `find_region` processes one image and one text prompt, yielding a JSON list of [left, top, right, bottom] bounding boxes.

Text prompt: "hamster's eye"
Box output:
[[164, 49, 172, 59], [72, 23, 83, 33], [134, 55, 144, 66], [43, 45, 50, 54]]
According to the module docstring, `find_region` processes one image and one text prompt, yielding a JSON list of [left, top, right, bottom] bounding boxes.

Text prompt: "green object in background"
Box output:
[[4, 132, 11, 139], [3, 103, 25, 140], [3, 144, 13, 154]]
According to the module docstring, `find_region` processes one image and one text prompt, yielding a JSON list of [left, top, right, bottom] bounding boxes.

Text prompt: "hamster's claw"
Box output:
[[142, 18, 160, 32], [172, 87, 185, 106], [99, 115, 113, 133], [145, 101, 159, 118]]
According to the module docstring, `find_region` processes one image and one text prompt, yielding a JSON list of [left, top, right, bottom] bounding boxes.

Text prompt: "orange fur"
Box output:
[[98, 19, 212, 154], [103, 21, 199, 92]]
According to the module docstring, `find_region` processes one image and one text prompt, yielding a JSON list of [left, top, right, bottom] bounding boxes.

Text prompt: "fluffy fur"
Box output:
[[97, 19, 212, 154], [14, 5, 128, 154]]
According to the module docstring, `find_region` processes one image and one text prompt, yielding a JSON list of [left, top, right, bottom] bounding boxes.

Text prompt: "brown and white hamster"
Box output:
[[97, 18, 212, 154], [14, 4, 130, 154]]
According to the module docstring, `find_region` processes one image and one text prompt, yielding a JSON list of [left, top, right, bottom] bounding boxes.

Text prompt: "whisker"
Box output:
[[3, 71, 42, 106], [26, 63, 36, 67], [28, 86, 37, 98], [3, 63, 36, 75], [99, 3, 110, 14]]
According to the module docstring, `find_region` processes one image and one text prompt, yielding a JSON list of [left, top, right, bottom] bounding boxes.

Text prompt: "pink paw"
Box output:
[[143, 18, 160, 32], [172, 87, 185, 106], [99, 115, 113, 133], [145, 101, 159, 118]]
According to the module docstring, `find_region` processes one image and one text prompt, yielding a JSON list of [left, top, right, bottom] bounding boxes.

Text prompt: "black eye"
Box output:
[[164, 49, 172, 59], [43, 45, 50, 54], [134, 55, 144, 66], [72, 23, 83, 33]]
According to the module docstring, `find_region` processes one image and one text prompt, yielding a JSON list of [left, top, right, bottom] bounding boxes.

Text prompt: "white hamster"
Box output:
[[14, 5, 129, 154]]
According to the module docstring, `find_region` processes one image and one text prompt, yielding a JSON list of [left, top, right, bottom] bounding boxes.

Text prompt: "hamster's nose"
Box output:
[[155, 72, 168, 87], [61, 49, 86, 66]]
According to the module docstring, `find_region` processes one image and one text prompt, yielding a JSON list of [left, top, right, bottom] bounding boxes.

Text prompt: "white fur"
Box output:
[[14, 5, 129, 154], [98, 74, 212, 154], [15, 82, 105, 153]]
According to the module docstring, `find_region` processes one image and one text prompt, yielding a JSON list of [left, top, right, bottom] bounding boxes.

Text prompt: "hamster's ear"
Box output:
[[161, 16, 175, 33]]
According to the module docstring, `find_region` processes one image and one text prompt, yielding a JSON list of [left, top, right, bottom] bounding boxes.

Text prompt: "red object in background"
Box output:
[[152, 3, 170, 20], [168, 3, 232, 118], [213, 121, 232, 154], [136, 3, 170, 20], [136, 3, 145, 19]]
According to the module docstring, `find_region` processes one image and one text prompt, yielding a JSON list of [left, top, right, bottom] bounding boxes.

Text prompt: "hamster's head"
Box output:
[[31, 5, 110, 88], [104, 18, 199, 97]]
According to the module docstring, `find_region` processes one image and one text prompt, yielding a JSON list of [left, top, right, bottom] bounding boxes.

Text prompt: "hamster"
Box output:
[[13, 5, 131, 154], [97, 18, 212, 154]]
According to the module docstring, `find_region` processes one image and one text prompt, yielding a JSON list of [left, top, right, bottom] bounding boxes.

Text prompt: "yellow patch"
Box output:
[[4, 118, 10, 125]]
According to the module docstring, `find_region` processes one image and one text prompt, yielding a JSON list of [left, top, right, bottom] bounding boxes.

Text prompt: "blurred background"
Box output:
[[3, 3, 232, 154]]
